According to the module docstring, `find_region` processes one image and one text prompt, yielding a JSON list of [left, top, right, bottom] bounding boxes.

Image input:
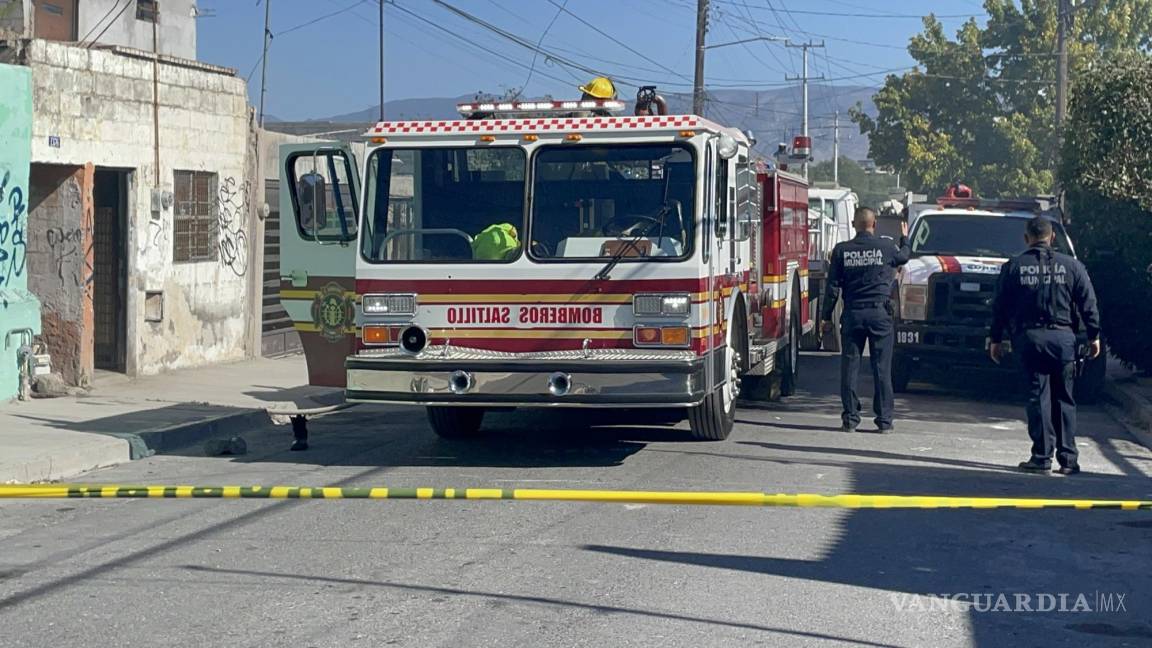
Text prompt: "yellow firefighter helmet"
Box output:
[[579, 76, 617, 100]]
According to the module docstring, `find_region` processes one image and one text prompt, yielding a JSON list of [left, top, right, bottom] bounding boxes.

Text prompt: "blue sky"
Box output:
[[196, 0, 988, 121]]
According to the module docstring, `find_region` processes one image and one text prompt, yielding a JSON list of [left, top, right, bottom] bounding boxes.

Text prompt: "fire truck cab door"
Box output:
[[278, 144, 361, 387]]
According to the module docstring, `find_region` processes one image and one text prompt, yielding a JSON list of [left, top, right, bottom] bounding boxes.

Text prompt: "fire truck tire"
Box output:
[[801, 296, 821, 351], [778, 290, 801, 397], [687, 338, 738, 441], [822, 300, 843, 353], [426, 406, 486, 439]]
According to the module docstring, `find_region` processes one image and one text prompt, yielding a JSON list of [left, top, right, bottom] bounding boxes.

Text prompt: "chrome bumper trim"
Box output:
[[345, 353, 707, 407]]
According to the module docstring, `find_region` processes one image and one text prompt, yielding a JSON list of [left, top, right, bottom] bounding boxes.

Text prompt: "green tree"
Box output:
[[1062, 51, 1152, 371], [852, 0, 1152, 197], [808, 157, 896, 209]]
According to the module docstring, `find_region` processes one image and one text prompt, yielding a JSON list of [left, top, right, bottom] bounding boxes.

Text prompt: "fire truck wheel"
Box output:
[[779, 296, 800, 397], [687, 344, 737, 441], [426, 406, 486, 439], [821, 301, 843, 353]]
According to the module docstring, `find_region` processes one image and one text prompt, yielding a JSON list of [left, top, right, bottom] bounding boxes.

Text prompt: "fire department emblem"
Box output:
[[310, 282, 355, 343]]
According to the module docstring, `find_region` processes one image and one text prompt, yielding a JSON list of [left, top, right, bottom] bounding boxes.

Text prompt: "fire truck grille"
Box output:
[[929, 273, 998, 324]]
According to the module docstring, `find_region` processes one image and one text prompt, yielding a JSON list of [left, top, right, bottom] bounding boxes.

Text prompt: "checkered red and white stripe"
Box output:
[[367, 115, 702, 136]]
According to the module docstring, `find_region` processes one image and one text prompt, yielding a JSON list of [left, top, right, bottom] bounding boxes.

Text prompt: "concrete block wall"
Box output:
[[0, 61, 41, 401], [27, 40, 254, 378]]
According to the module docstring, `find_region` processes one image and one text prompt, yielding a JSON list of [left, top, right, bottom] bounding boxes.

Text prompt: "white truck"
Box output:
[[892, 192, 1106, 401], [803, 184, 857, 351]]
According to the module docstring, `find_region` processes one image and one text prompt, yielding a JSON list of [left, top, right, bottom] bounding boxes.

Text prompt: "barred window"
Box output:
[[173, 170, 218, 263], [136, 0, 159, 22]]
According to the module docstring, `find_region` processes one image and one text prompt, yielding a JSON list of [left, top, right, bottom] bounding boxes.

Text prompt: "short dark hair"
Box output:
[[1025, 216, 1053, 240], [854, 206, 876, 220]]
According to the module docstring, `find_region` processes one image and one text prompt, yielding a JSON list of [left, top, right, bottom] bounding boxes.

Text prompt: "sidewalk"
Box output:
[[1104, 359, 1152, 450], [0, 355, 337, 484]]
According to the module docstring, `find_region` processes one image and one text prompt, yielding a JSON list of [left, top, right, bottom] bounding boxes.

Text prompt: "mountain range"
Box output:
[[268, 84, 878, 162]]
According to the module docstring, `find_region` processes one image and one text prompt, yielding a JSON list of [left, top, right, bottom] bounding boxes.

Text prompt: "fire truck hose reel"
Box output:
[[2, 485, 1149, 510]]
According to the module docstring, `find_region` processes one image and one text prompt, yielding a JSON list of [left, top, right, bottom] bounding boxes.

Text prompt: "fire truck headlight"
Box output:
[[633, 293, 691, 317], [900, 285, 927, 321], [363, 293, 417, 316], [661, 294, 691, 315]]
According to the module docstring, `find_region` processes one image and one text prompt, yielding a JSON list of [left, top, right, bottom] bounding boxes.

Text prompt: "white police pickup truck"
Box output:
[[892, 194, 1106, 401]]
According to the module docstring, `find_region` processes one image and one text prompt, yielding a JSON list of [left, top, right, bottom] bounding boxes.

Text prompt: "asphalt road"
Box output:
[[2, 353, 1151, 648]]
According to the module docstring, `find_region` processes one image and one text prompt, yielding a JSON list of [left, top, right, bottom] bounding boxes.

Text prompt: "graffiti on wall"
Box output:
[[0, 169, 29, 305], [217, 176, 249, 277], [46, 226, 83, 282]]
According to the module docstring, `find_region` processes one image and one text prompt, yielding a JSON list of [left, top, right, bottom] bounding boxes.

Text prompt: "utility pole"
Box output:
[[693, 0, 708, 116], [379, 0, 385, 121], [833, 111, 840, 187], [258, 0, 272, 128], [1055, 0, 1071, 154], [786, 40, 825, 179]]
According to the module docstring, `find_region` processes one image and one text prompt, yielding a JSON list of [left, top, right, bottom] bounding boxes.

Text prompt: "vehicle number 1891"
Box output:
[[897, 330, 920, 345]]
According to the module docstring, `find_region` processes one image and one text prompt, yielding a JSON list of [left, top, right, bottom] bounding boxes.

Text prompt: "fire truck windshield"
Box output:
[[910, 213, 1072, 258], [360, 147, 526, 263], [529, 144, 695, 261]]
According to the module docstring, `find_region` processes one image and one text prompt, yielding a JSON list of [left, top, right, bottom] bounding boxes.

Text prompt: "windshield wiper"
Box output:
[[594, 218, 661, 281]]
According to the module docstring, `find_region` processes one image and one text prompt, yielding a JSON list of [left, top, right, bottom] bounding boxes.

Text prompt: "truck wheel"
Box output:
[[426, 406, 485, 439], [687, 337, 738, 441], [893, 356, 912, 393], [801, 296, 822, 350], [1075, 344, 1107, 404], [822, 301, 842, 353], [778, 291, 801, 397]]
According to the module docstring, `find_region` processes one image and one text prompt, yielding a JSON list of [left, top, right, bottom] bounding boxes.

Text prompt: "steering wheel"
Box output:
[[600, 214, 663, 237], [530, 240, 552, 257]]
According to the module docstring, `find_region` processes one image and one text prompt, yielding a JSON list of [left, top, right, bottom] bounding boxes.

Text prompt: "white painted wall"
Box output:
[[79, 0, 198, 60], [28, 39, 252, 376]]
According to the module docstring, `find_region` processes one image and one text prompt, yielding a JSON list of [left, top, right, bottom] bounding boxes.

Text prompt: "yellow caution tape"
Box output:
[[0, 484, 1148, 510]]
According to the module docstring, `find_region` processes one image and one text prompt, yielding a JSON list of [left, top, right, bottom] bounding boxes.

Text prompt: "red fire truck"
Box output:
[[278, 94, 812, 441]]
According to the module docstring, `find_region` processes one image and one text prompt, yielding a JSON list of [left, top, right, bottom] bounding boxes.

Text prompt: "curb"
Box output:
[[116, 409, 272, 459], [1103, 379, 1152, 451]]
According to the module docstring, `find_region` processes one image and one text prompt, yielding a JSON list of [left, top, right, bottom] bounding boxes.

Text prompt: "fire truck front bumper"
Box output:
[[345, 348, 709, 408]]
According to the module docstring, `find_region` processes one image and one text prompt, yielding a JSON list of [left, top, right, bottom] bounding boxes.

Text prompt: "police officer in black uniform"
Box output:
[[990, 216, 1101, 475], [821, 207, 911, 433]]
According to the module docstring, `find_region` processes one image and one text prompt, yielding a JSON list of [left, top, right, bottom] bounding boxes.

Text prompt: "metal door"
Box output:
[[278, 144, 360, 387]]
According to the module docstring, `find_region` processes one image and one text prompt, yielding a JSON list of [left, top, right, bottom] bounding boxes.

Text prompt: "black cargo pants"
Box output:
[[839, 302, 895, 429], [1015, 327, 1078, 468]]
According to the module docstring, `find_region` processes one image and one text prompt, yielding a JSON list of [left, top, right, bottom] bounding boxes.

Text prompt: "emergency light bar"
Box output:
[[935, 196, 1049, 212], [456, 99, 627, 117]]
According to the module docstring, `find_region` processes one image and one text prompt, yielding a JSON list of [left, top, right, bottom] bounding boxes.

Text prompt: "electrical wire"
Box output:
[[82, 0, 135, 48], [544, 0, 692, 82], [520, 0, 570, 97]]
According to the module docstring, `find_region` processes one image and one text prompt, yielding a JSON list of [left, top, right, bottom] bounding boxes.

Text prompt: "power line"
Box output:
[[427, 0, 695, 90], [82, 0, 134, 48], [521, 0, 570, 96], [387, 2, 578, 90], [543, 0, 692, 82], [715, 1, 981, 19], [245, 0, 370, 82]]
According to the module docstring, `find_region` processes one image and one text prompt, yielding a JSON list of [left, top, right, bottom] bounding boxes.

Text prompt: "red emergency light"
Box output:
[[791, 135, 812, 158]]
